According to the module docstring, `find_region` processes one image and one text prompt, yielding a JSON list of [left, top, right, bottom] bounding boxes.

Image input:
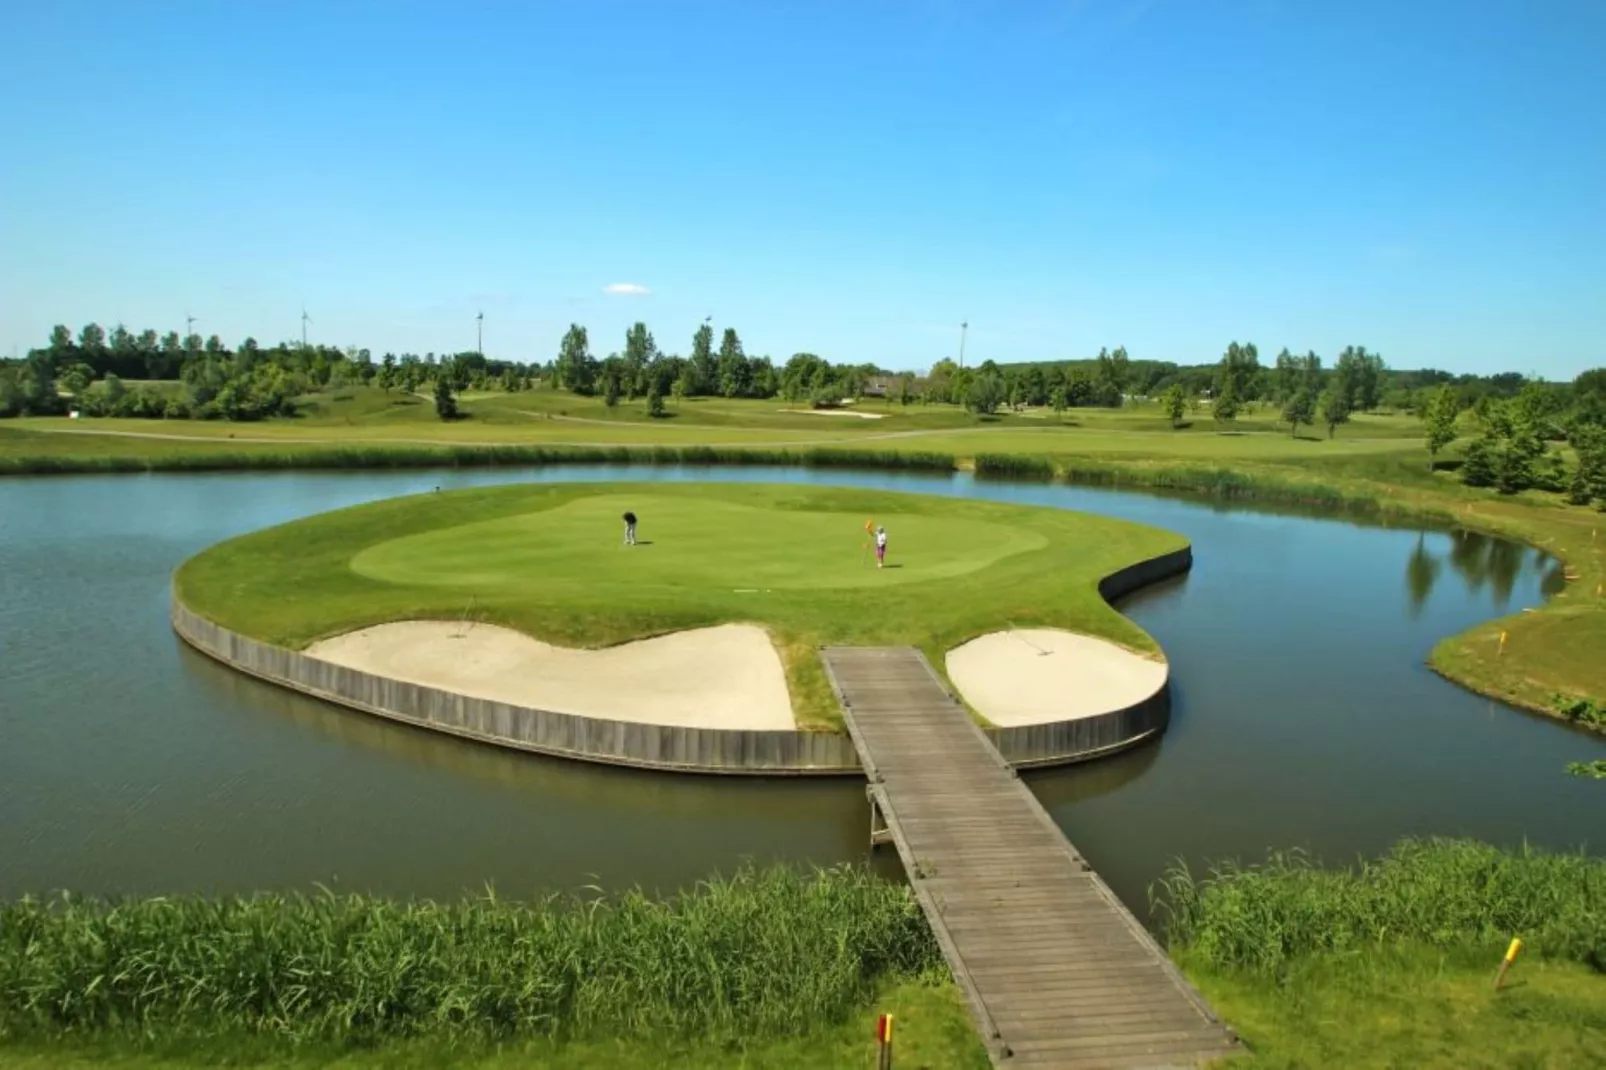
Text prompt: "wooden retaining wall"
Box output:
[[985, 544, 1190, 768], [171, 597, 861, 775], [170, 543, 1190, 776]]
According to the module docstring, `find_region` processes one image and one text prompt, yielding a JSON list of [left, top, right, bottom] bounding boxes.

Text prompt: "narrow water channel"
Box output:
[[2, 467, 1600, 916]]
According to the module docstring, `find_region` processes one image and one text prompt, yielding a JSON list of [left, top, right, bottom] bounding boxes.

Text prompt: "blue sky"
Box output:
[[2, 1, 1602, 378]]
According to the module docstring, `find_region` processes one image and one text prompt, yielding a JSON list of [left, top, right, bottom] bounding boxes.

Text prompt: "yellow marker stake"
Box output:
[[1498, 630, 1508, 656], [1494, 937, 1523, 991]]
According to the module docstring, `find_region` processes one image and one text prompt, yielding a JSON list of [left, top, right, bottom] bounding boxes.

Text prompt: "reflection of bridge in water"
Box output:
[[824, 646, 1237, 1069]]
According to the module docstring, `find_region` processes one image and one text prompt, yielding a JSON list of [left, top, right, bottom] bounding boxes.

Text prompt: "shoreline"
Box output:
[[6, 430, 1591, 731]]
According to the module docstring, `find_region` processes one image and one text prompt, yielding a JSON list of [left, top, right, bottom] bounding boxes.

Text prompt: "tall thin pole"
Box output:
[[959, 321, 969, 368], [185, 314, 196, 362], [301, 307, 309, 350], [476, 311, 484, 357]]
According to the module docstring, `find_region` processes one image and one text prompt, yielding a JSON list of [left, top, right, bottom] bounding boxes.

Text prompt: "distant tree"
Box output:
[[689, 321, 716, 395], [1213, 377, 1239, 426], [556, 324, 596, 395], [1281, 389, 1315, 438], [1423, 385, 1460, 470], [603, 372, 621, 408], [897, 374, 914, 407], [1272, 348, 1300, 402], [670, 377, 686, 408], [378, 353, 397, 393], [1319, 382, 1352, 438], [433, 376, 458, 420], [1051, 384, 1069, 422], [1217, 341, 1261, 402], [646, 382, 666, 418], [1162, 384, 1187, 429], [717, 329, 749, 397], [965, 373, 1005, 415], [60, 362, 95, 397]]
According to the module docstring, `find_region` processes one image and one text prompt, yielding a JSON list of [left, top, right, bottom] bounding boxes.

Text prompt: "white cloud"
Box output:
[[603, 283, 651, 296]]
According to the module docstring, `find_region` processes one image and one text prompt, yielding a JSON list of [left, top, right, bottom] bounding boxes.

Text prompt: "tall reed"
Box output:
[[0, 444, 957, 477], [0, 864, 940, 1044], [1151, 838, 1606, 975]]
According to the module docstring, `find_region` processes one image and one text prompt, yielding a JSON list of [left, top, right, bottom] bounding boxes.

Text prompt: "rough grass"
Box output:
[[1154, 838, 1606, 976], [0, 864, 942, 1047], [1158, 838, 1606, 1068], [174, 482, 1185, 729], [0, 975, 991, 1068]]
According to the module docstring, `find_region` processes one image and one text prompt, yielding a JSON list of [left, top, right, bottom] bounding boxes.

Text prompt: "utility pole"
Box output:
[[185, 314, 197, 362], [301, 307, 311, 350], [959, 321, 969, 369], [476, 311, 484, 357]]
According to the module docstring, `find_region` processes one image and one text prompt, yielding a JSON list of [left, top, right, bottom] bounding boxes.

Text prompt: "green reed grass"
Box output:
[[1151, 838, 1606, 976], [0, 443, 957, 476], [0, 864, 941, 1046], [972, 453, 1055, 480]]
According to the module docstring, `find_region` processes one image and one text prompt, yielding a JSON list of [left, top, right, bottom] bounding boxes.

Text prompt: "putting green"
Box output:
[[176, 482, 1188, 728], [351, 494, 1049, 591]]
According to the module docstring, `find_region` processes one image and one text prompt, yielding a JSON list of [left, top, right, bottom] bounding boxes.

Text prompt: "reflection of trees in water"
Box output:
[[1447, 530, 1492, 596], [176, 644, 853, 826], [1405, 533, 1441, 618], [1442, 529, 1548, 612]]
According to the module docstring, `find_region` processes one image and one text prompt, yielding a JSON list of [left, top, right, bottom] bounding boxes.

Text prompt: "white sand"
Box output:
[[305, 621, 794, 730], [946, 629, 1167, 727], [777, 408, 885, 419]]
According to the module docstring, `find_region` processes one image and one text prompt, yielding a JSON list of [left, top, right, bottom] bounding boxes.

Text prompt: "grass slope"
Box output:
[[175, 483, 1184, 729]]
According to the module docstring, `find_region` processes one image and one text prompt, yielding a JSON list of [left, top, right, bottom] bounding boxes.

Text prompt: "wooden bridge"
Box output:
[[821, 646, 1238, 1069]]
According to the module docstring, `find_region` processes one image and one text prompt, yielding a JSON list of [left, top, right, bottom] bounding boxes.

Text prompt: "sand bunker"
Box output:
[[777, 408, 885, 419], [306, 621, 794, 730], [946, 629, 1167, 727]]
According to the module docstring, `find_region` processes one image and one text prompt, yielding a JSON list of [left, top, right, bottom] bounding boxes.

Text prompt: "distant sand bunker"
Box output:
[[306, 622, 794, 730], [778, 408, 885, 419], [947, 628, 1167, 727]]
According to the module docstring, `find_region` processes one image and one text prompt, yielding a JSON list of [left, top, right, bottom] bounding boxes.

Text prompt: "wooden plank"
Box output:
[[821, 646, 1235, 1070]]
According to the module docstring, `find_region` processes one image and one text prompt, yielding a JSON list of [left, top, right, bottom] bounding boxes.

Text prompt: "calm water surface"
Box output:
[[2, 467, 1601, 917]]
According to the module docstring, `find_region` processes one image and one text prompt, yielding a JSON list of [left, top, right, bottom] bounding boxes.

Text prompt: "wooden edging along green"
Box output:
[[169, 544, 1190, 775]]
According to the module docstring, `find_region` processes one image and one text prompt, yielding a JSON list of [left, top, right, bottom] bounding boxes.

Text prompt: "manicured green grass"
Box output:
[[175, 483, 1184, 729]]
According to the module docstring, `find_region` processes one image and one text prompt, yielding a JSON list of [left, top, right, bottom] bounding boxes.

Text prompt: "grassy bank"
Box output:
[[1157, 838, 1606, 1068]]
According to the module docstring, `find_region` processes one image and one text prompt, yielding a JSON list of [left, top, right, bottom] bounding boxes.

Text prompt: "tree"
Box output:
[[1281, 389, 1315, 437], [689, 322, 716, 396], [555, 324, 596, 395], [1217, 341, 1261, 403], [60, 363, 95, 398], [717, 329, 748, 398], [1272, 348, 1300, 402], [623, 322, 656, 399], [1213, 377, 1239, 426], [1423, 385, 1460, 470], [1319, 382, 1351, 438], [1051, 383, 1069, 422], [646, 382, 665, 418], [965, 373, 1005, 415], [378, 353, 397, 393], [433, 376, 457, 420], [897, 375, 914, 407], [1162, 384, 1187, 429], [603, 371, 621, 408]]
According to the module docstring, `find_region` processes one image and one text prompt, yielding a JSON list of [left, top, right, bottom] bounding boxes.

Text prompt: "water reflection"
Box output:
[[1405, 534, 1441, 619]]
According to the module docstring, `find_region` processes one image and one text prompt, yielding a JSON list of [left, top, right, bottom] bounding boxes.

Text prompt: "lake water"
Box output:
[[2, 466, 1601, 918]]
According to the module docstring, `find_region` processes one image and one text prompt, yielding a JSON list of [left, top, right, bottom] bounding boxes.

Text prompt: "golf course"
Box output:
[[174, 481, 1186, 732]]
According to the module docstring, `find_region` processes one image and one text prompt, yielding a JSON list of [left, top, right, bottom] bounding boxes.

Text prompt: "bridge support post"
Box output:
[[867, 785, 893, 847]]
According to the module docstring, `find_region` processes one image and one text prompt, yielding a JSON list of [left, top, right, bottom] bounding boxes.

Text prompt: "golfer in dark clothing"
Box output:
[[622, 510, 638, 545]]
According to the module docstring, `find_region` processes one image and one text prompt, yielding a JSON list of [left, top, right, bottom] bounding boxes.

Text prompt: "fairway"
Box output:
[[352, 493, 1048, 591], [177, 482, 1187, 728]]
